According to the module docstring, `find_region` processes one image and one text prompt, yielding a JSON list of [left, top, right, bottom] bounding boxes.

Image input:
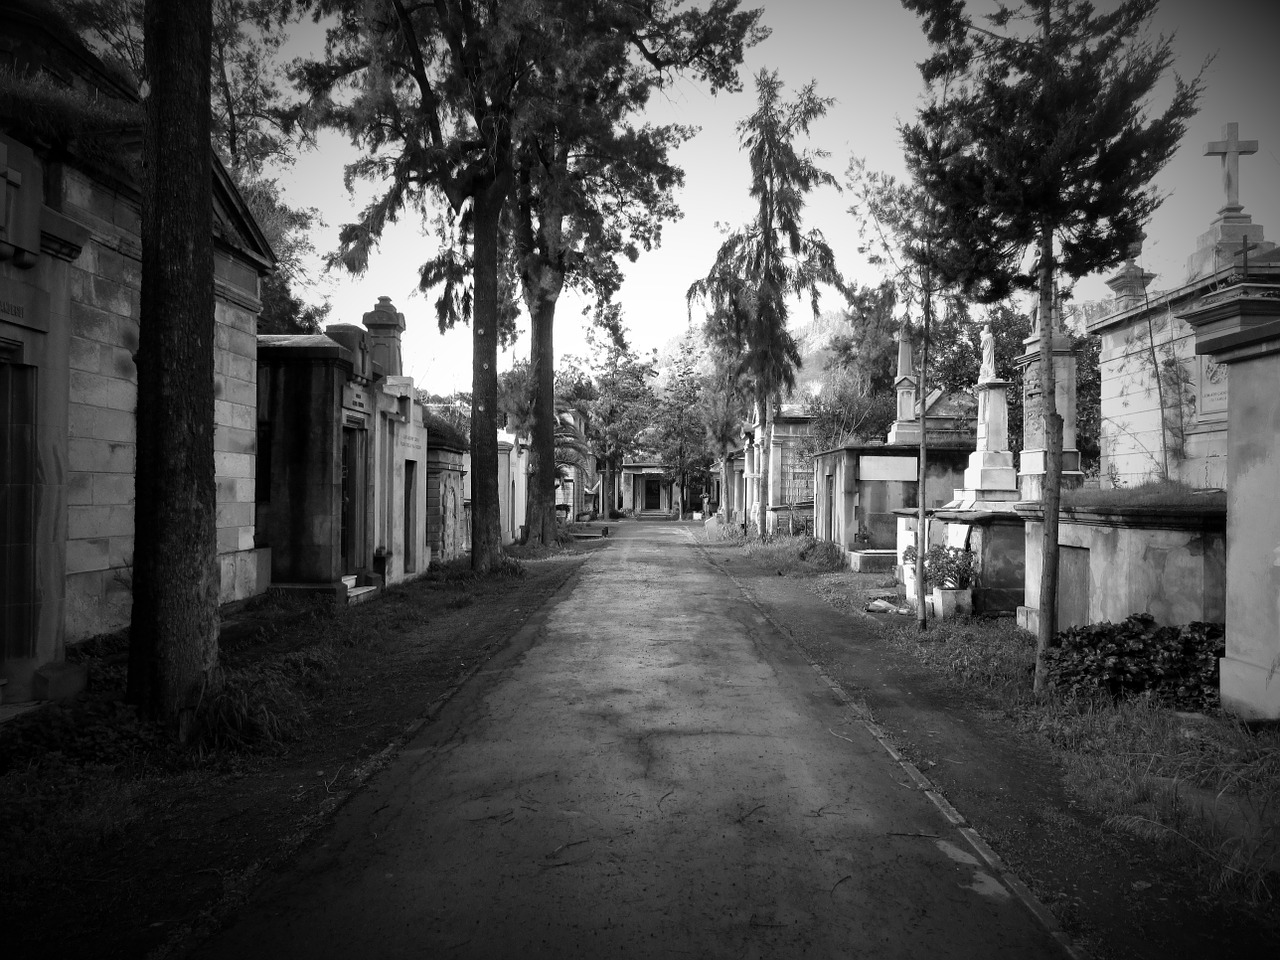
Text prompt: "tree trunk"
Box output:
[[469, 180, 508, 572], [1034, 225, 1062, 692], [721, 454, 731, 520], [756, 399, 773, 536], [916, 291, 930, 631], [128, 0, 218, 740], [526, 294, 559, 545]]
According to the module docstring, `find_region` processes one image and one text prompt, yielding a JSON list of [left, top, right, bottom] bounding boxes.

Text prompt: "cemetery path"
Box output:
[[191, 522, 1064, 959]]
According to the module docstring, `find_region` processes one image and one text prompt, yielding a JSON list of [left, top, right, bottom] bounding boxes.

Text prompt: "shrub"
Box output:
[[1045, 613, 1224, 709]]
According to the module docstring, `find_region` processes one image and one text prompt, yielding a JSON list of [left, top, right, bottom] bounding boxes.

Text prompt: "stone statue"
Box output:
[[979, 324, 996, 382]]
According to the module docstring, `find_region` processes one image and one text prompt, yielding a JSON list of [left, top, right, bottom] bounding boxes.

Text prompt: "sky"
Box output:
[[278, 0, 1280, 395]]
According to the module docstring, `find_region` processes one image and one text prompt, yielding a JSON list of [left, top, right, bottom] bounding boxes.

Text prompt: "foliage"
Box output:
[[901, 544, 976, 588], [902, 0, 1204, 677], [828, 280, 899, 397], [900, 0, 1204, 304], [54, 0, 326, 333], [689, 69, 842, 534], [566, 327, 657, 510], [418, 392, 471, 445], [57, 0, 303, 174], [0, 67, 140, 176], [652, 331, 714, 513], [799, 378, 894, 457], [1046, 614, 1225, 709]]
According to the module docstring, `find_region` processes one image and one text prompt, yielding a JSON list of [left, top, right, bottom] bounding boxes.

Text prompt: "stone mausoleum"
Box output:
[[1, 4, 273, 702], [256, 298, 429, 600]]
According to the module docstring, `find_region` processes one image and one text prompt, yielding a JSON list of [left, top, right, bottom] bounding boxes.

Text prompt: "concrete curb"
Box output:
[[686, 530, 1090, 960]]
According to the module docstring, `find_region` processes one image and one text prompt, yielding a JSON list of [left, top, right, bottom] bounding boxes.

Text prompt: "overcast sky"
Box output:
[[279, 0, 1280, 394]]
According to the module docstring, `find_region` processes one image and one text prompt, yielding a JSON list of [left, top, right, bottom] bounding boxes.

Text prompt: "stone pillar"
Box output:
[[362, 295, 406, 377], [1180, 283, 1280, 718], [952, 379, 1020, 506], [1016, 304, 1083, 500]]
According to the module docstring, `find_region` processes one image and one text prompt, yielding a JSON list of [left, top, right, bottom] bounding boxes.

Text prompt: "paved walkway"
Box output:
[[194, 523, 1064, 959]]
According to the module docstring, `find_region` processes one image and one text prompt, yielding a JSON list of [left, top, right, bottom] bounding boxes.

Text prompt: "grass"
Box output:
[[1063, 478, 1226, 512], [722, 531, 847, 575]]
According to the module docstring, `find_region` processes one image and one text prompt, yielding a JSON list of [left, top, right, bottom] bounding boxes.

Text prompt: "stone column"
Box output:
[[1181, 283, 1280, 718], [1015, 307, 1083, 500]]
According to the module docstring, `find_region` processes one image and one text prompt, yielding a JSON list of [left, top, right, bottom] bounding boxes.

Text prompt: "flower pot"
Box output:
[[932, 586, 973, 619]]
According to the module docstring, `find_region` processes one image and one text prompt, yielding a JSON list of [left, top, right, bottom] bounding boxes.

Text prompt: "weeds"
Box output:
[[1062, 478, 1226, 511], [743, 534, 846, 574]]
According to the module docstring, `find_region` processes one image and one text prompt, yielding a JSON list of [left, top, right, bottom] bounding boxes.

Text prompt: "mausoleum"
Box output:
[[2, 3, 273, 701]]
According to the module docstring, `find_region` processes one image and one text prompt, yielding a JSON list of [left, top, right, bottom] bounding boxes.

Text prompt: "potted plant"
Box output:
[[901, 544, 975, 617], [924, 544, 976, 619]]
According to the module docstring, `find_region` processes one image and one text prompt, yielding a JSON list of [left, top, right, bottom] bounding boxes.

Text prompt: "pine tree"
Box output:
[[688, 70, 842, 536], [901, 0, 1202, 686]]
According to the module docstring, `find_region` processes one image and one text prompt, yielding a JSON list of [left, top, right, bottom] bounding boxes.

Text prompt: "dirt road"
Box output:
[[192, 522, 1065, 959]]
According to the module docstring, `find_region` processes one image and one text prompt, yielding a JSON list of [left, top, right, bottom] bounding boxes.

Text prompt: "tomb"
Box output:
[[813, 442, 971, 572], [497, 428, 530, 543], [424, 412, 468, 562], [619, 460, 673, 516], [1180, 283, 1280, 717], [1016, 121, 1272, 654], [810, 329, 975, 572], [1088, 123, 1277, 488], [255, 298, 428, 598], [1, 3, 273, 701]]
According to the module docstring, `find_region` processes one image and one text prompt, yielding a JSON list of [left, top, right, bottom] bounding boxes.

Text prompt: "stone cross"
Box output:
[[1205, 122, 1258, 213]]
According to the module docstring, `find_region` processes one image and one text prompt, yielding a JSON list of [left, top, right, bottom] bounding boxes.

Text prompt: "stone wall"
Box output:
[[60, 166, 269, 641], [1015, 506, 1225, 635], [1095, 302, 1227, 489]]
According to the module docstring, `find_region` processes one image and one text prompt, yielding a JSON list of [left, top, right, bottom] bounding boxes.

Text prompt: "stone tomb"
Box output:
[[812, 443, 972, 570], [1088, 122, 1277, 488], [1181, 283, 1280, 718], [1, 6, 273, 700], [255, 298, 428, 597], [423, 412, 468, 562]]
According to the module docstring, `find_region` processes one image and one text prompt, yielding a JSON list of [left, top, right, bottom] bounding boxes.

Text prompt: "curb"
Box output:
[[686, 530, 1090, 960]]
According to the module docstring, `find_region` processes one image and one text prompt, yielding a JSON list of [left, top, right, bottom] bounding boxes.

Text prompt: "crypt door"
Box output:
[[340, 425, 368, 576], [1, 359, 37, 664], [643, 475, 661, 511]]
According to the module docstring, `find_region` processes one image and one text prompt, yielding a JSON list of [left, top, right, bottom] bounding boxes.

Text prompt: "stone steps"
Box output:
[[341, 575, 380, 606]]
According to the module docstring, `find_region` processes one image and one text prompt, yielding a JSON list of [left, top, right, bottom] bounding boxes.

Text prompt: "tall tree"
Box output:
[[653, 331, 711, 517], [847, 153, 959, 624], [688, 70, 842, 536], [127, 0, 217, 737], [293, 0, 561, 571], [698, 349, 750, 521], [901, 0, 1201, 687], [480, 1, 765, 547]]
